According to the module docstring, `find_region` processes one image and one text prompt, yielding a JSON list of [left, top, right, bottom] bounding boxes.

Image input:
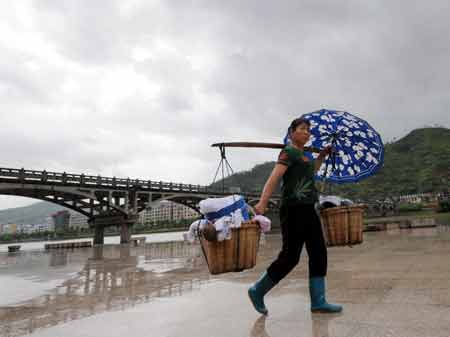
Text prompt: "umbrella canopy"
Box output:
[[284, 109, 384, 183]]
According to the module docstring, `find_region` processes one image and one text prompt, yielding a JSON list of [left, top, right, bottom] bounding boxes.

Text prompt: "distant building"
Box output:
[[68, 211, 89, 230], [16, 224, 30, 234], [17, 223, 53, 234], [45, 216, 54, 229], [1, 223, 17, 235], [37, 223, 53, 232], [49, 210, 88, 231], [399, 192, 439, 204], [51, 210, 70, 230], [139, 201, 199, 225]]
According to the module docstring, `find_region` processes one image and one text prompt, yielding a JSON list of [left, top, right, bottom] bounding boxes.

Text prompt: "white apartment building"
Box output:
[[398, 192, 440, 204], [17, 223, 54, 234], [139, 200, 199, 225], [1, 221, 54, 235], [68, 211, 89, 230]]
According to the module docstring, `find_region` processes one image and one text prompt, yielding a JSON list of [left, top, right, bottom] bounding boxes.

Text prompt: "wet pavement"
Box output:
[[1, 225, 450, 337]]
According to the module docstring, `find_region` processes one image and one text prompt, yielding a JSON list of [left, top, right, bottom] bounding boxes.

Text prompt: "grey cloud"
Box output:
[[33, 0, 128, 64], [134, 54, 196, 113], [0, 50, 54, 103], [1, 0, 450, 210], [191, 0, 450, 142]]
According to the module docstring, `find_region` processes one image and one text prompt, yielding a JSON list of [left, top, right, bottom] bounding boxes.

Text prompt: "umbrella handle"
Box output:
[[320, 158, 330, 193], [319, 145, 336, 193], [330, 139, 337, 171]]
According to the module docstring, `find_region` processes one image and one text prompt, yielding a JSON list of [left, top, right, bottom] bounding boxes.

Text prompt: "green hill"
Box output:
[[212, 127, 450, 201], [0, 202, 64, 225]]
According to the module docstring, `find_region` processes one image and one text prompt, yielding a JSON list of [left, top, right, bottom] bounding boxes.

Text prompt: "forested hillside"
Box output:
[[212, 127, 450, 201]]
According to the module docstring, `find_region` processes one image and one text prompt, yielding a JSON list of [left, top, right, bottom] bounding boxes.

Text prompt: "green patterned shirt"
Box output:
[[277, 145, 318, 206]]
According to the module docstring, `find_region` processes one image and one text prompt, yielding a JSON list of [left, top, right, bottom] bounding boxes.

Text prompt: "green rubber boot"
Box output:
[[248, 271, 276, 315], [309, 277, 343, 313]]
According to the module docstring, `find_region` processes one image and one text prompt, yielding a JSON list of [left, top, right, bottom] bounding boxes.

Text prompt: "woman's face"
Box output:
[[291, 122, 311, 145]]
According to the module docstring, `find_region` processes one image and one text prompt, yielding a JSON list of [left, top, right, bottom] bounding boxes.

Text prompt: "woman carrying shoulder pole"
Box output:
[[248, 117, 342, 315]]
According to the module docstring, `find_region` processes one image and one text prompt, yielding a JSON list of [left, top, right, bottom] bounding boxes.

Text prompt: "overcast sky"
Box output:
[[1, 0, 449, 210]]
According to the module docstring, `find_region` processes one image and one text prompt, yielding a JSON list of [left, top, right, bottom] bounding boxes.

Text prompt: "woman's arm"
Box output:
[[314, 156, 325, 173], [254, 164, 287, 214]]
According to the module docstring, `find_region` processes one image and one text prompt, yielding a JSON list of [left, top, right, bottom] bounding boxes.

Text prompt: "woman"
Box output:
[[248, 117, 342, 315]]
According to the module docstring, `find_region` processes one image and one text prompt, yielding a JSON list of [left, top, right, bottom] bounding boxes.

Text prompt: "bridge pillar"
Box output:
[[120, 224, 131, 244], [94, 225, 105, 245]]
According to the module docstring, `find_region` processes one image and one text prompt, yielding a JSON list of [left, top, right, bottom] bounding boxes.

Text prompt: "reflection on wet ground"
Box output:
[[249, 314, 343, 337], [0, 242, 211, 336], [1, 224, 450, 337]]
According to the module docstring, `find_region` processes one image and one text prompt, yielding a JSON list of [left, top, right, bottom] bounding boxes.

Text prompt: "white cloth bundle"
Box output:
[[199, 195, 250, 228], [183, 196, 272, 243], [183, 219, 211, 243]]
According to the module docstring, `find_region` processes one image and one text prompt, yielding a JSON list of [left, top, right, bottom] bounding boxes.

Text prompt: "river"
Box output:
[[0, 231, 186, 253]]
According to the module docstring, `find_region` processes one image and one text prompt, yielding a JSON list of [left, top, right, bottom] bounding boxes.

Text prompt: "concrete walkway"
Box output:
[[1, 226, 450, 337]]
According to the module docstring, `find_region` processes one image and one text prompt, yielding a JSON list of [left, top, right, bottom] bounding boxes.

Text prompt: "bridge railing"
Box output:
[[0, 167, 222, 193]]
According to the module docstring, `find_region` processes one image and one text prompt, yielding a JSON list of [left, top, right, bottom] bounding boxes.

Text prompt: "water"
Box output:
[[0, 231, 186, 253]]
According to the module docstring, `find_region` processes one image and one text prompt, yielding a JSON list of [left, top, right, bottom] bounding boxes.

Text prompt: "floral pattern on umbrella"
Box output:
[[284, 109, 384, 183]]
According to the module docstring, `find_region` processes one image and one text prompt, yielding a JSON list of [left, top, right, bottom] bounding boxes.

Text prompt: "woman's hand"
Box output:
[[254, 201, 267, 215], [318, 145, 333, 160]]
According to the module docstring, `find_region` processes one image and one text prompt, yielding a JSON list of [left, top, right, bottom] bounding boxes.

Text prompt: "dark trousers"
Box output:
[[267, 203, 327, 284]]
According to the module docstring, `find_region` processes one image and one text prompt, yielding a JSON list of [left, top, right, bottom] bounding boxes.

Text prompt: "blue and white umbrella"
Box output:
[[284, 109, 384, 183]]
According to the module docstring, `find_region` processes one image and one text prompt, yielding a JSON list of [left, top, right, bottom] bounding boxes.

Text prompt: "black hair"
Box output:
[[288, 117, 311, 134]]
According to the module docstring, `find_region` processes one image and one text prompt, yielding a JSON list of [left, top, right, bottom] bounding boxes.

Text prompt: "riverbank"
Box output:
[[365, 210, 450, 224], [0, 231, 186, 253], [0, 226, 189, 244], [3, 210, 450, 245]]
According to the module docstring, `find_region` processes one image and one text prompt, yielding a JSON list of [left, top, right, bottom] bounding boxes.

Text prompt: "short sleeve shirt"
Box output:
[[277, 146, 318, 206]]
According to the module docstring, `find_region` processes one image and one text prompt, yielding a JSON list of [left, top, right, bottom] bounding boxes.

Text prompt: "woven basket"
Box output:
[[320, 206, 349, 246], [199, 220, 260, 275], [347, 205, 364, 244], [320, 205, 365, 247]]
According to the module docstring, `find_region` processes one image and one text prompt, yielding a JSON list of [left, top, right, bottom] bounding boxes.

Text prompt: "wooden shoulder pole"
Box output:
[[211, 142, 321, 153]]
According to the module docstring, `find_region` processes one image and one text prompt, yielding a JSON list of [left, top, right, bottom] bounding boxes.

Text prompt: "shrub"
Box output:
[[0, 234, 13, 242], [438, 200, 450, 212], [397, 203, 423, 212]]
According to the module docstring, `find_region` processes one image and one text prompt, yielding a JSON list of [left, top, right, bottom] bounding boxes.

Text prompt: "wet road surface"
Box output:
[[1, 225, 450, 337]]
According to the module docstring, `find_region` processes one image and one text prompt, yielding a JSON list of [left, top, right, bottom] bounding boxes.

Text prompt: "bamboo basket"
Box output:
[[199, 220, 260, 275], [320, 205, 365, 247], [347, 205, 364, 244], [320, 206, 349, 246]]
